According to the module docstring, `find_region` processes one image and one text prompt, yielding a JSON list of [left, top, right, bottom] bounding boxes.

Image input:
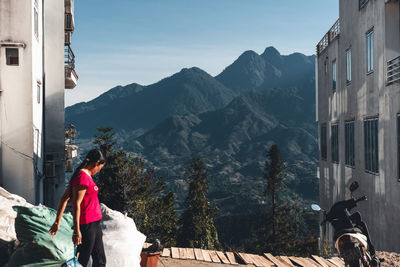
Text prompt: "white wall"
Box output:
[[0, 0, 36, 203]]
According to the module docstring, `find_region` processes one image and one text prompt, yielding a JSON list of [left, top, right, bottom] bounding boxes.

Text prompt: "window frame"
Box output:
[[331, 123, 339, 164], [366, 30, 374, 74], [364, 117, 379, 174], [34, 0, 39, 39], [37, 83, 41, 104], [359, 0, 369, 9], [346, 49, 352, 84], [320, 123, 327, 161], [345, 120, 355, 167], [6, 48, 19, 66], [398, 114, 400, 182], [332, 60, 337, 92]]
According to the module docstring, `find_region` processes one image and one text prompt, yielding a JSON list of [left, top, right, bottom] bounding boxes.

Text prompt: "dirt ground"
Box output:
[[158, 257, 244, 267], [377, 251, 400, 267], [158, 252, 400, 267]]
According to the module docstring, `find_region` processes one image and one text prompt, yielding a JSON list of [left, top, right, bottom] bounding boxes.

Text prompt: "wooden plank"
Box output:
[[194, 248, 204, 261], [278, 256, 295, 267], [216, 251, 230, 264], [209, 250, 221, 263], [311, 255, 335, 267], [331, 257, 345, 266], [226, 252, 238, 265], [201, 249, 213, 262], [171, 247, 179, 259], [328, 258, 345, 267], [237, 252, 253, 265], [301, 257, 322, 267], [289, 257, 310, 267], [255, 255, 274, 267], [179, 247, 187, 259], [264, 253, 292, 267], [247, 254, 264, 267], [161, 248, 171, 257], [186, 248, 195, 260]]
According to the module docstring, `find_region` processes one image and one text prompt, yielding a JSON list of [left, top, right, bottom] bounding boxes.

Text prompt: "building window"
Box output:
[[65, 14, 73, 31], [366, 31, 374, 73], [34, 8, 39, 38], [345, 121, 355, 167], [364, 118, 379, 174], [360, 0, 369, 9], [332, 60, 337, 92], [331, 123, 339, 163], [320, 124, 327, 160], [346, 49, 351, 84], [37, 84, 41, 103], [6, 48, 19, 66], [398, 114, 400, 181]]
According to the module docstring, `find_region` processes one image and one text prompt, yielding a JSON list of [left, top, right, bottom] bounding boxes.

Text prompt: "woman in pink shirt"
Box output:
[[49, 149, 106, 267]]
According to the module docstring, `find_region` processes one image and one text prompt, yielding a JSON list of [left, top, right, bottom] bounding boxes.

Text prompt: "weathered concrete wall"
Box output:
[[43, 0, 66, 208], [318, 0, 400, 252], [0, 0, 36, 203]]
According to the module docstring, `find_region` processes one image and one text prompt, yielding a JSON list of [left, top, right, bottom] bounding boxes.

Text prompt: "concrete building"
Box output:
[[0, 0, 78, 207], [316, 0, 400, 252]]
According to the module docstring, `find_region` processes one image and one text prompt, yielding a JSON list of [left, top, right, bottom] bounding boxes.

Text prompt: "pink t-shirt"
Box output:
[[71, 170, 102, 225]]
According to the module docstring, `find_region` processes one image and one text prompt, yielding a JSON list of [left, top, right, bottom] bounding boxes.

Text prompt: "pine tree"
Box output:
[[264, 144, 286, 239], [178, 156, 221, 250], [93, 127, 178, 246], [93, 127, 124, 210], [254, 144, 319, 256]]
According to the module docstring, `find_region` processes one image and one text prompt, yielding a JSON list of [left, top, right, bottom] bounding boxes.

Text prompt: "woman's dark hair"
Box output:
[[68, 148, 106, 190]]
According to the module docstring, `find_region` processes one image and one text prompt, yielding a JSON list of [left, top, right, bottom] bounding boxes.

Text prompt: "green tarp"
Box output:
[[6, 206, 74, 267]]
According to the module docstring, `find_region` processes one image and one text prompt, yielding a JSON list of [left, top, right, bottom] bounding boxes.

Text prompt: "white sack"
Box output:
[[0, 187, 33, 242], [100, 204, 146, 267]]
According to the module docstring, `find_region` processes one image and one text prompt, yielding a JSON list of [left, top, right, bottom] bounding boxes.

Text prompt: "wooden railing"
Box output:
[[317, 19, 340, 55], [387, 56, 400, 85]]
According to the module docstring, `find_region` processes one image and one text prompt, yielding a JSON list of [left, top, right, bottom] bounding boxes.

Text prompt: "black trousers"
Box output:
[[77, 220, 106, 267]]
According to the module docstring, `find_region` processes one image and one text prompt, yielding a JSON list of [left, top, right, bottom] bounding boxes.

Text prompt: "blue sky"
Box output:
[[65, 0, 339, 106]]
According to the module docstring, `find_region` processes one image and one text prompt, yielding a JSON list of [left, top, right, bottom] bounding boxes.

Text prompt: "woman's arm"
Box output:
[[72, 184, 86, 246], [49, 184, 71, 237]]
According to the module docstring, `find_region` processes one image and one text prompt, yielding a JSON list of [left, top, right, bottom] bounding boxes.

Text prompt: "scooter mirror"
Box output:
[[311, 204, 321, 211], [350, 181, 359, 192]]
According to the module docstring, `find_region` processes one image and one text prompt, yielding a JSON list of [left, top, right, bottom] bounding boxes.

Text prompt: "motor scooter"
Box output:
[[311, 181, 382, 267]]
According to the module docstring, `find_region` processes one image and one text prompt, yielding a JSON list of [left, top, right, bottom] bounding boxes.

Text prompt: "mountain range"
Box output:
[[66, 46, 318, 215]]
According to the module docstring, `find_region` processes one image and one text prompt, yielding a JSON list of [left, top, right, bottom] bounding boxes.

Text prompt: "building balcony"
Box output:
[[65, 0, 74, 15], [387, 56, 400, 85], [317, 19, 340, 55], [65, 0, 74, 32], [65, 45, 78, 89], [65, 67, 78, 89]]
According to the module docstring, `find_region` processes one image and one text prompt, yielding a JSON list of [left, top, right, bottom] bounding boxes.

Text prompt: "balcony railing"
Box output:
[[387, 56, 400, 85], [65, 45, 75, 69], [65, 45, 78, 89], [317, 19, 340, 55]]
